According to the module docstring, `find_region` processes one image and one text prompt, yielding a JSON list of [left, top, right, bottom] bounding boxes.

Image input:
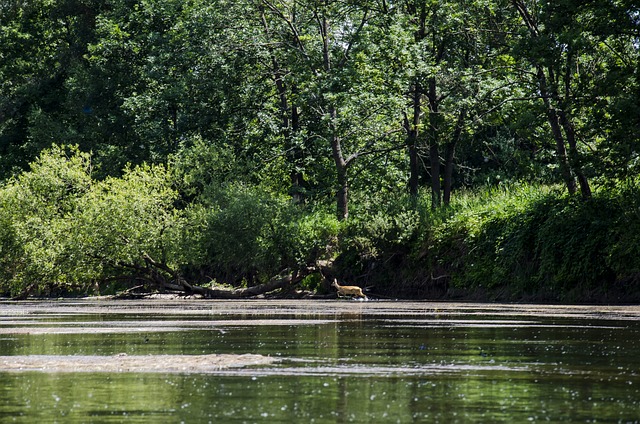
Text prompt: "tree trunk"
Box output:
[[331, 106, 349, 221], [335, 170, 349, 221], [405, 3, 427, 199], [321, 11, 349, 220], [232, 267, 315, 297], [406, 82, 421, 197], [159, 267, 316, 299], [443, 108, 465, 206], [537, 67, 577, 195], [442, 142, 454, 206], [558, 106, 591, 197], [512, 1, 586, 197], [545, 104, 577, 195], [409, 140, 420, 198], [427, 77, 441, 209], [429, 142, 441, 209], [288, 86, 306, 203], [261, 9, 306, 202], [559, 48, 591, 197]]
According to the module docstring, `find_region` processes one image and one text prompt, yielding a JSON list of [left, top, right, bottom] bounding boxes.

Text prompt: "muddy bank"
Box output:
[[0, 354, 277, 373], [2, 297, 640, 320]]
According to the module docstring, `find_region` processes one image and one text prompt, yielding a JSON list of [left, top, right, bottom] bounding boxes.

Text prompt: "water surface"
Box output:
[[1, 299, 639, 422]]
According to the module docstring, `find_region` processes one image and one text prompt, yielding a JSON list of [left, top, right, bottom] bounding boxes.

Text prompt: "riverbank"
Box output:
[[1, 154, 639, 304], [339, 183, 640, 304]]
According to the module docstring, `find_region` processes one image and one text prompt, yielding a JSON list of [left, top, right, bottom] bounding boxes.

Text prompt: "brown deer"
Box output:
[[332, 278, 367, 299]]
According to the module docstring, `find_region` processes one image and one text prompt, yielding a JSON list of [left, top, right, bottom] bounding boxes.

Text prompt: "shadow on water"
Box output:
[[1, 299, 639, 422]]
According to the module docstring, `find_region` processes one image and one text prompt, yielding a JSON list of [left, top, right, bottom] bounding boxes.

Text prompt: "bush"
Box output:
[[71, 162, 184, 289], [0, 145, 186, 296], [425, 182, 639, 301], [426, 184, 554, 293], [0, 145, 93, 296], [2, 143, 637, 302], [184, 183, 341, 285], [607, 181, 640, 281], [333, 192, 425, 291]]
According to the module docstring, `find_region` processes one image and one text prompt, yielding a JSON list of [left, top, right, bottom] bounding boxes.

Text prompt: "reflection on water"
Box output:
[[1, 300, 639, 423]]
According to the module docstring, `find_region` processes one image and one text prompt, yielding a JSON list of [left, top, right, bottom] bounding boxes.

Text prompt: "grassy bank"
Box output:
[[1, 147, 638, 302], [342, 182, 640, 303]]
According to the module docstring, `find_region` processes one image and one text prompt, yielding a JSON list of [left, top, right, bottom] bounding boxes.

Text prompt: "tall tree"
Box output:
[[571, 0, 640, 181], [401, 0, 515, 206], [0, 0, 103, 178], [260, 0, 405, 220], [258, 3, 307, 201], [510, 0, 595, 197]]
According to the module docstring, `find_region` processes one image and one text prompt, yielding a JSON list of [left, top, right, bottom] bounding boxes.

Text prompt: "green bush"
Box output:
[[0, 145, 186, 296], [1, 143, 637, 301], [606, 181, 640, 281], [0, 145, 93, 296], [425, 184, 553, 292], [71, 162, 184, 289], [333, 192, 425, 290], [424, 182, 639, 300], [185, 183, 340, 285]]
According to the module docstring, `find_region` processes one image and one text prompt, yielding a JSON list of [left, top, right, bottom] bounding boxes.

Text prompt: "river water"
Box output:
[[0, 299, 639, 423]]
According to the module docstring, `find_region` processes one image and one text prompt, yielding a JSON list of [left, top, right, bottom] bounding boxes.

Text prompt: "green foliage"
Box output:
[[426, 184, 555, 292], [0, 145, 183, 296], [333, 190, 425, 287], [170, 135, 241, 201], [72, 162, 183, 286], [184, 184, 340, 285], [1, 1, 638, 300], [342, 195, 421, 262], [1, 144, 638, 301], [424, 182, 640, 300], [0, 145, 93, 295], [606, 181, 640, 279]]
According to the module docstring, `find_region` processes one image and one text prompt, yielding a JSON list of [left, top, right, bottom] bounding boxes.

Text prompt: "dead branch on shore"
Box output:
[[103, 250, 321, 299]]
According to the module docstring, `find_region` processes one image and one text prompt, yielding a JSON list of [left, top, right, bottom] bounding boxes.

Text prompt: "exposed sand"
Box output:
[[1, 297, 639, 320], [0, 353, 277, 373]]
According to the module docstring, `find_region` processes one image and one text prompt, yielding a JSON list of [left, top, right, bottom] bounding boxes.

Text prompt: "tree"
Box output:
[[81, 0, 260, 172], [0, 0, 103, 178], [401, 0, 516, 207], [509, 0, 596, 197], [260, 0, 406, 220], [0, 145, 94, 296], [572, 0, 640, 181]]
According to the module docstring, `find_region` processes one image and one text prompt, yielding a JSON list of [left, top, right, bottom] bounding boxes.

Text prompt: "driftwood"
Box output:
[[11, 249, 327, 300], [231, 266, 315, 298], [156, 266, 316, 299], [118, 251, 319, 299], [11, 283, 37, 301]]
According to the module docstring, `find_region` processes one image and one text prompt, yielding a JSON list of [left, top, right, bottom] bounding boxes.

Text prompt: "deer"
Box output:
[[332, 278, 367, 300]]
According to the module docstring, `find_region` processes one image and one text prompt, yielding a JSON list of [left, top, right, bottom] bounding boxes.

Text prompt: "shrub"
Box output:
[[0, 145, 93, 296], [185, 183, 340, 285], [606, 181, 640, 281], [426, 182, 637, 300], [0, 145, 186, 296], [71, 162, 184, 289], [333, 191, 424, 290]]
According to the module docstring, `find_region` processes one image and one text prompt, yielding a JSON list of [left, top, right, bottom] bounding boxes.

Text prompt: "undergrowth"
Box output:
[[340, 181, 640, 302]]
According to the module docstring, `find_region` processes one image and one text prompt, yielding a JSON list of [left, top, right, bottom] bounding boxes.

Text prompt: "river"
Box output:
[[1, 299, 639, 422]]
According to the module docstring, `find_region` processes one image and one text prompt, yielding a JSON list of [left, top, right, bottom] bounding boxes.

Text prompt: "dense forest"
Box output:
[[1, 0, 639, 301]]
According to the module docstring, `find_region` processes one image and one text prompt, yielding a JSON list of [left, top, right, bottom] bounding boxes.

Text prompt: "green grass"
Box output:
[[342, 180, 640, 302]]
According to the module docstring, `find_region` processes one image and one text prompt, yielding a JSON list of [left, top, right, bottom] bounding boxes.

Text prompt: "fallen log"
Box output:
[[156, 266, 316, 299], [231, 266, 315, 298], [101, 250, 321, 299]]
